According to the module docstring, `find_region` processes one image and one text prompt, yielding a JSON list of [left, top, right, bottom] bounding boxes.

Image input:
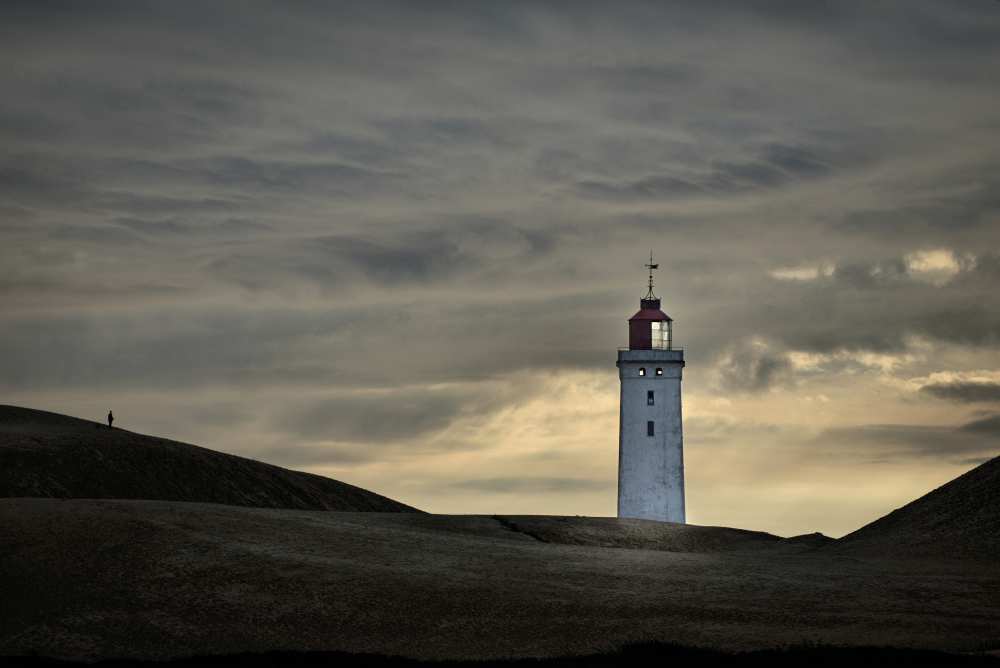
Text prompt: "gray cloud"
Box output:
[[251, 443, 382, 467], [188, 157, 402, 196], [2, 1, 1000, 512], [0, 289, 619, 392], [960, 414, 1000, 437], [816, 419, 1000, 462], [206, 217, 557, 291], [836, 172, 1000, 238], [742, 256, 1000, 355], [713, 341, 792, 393], [448, 477, 613, 494], [574, 142, 851, 202], [686, 417, 792, 448], [278, 392, 475, 444], [959, 456, 993, 467], [114, 216, 273, 239], [4, 243, 1000, 394], [921, 383, 1000, 403]]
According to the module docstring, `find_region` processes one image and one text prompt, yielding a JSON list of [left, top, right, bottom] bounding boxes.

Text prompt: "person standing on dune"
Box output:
[[107, 410, 114, 429]]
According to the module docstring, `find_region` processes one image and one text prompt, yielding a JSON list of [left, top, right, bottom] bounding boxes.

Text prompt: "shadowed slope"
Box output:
[[492, 515, 787, 552], [833, 455, 1000, 560], [0, 405, 418, 512], [2, 499, 999, 662]]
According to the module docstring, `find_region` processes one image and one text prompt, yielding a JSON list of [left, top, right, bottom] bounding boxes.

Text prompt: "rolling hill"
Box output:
[[2, 498, 998, 662], [0, 405, 418, 512], [2, 405, 999, 662], [832, 455, 1000, 560]]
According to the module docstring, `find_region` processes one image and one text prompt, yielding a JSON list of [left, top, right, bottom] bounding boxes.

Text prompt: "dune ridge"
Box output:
[[0, 404, 418, 513], [833, 455, 1000, 560], [3, 405, 1000, 661]]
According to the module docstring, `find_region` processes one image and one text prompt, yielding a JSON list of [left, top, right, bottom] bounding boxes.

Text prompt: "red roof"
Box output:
[[628, 297, 672, 322], [629, 307, 672, 322]]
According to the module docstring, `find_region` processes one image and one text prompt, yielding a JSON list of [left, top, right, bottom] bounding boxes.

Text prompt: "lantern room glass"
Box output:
[[650, 320, 672, 350]]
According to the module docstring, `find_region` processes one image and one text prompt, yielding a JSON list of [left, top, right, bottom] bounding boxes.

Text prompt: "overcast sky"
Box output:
[[3, 1, 999, 536]]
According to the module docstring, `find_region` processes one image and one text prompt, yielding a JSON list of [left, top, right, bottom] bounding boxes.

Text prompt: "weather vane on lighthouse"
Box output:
[[616, 252, 686, 523], [644, 250, 659, 300]]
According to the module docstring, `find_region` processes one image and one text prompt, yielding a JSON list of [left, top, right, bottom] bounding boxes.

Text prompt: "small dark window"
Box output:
[[647, 421, 655, 437], [638, 367, 646, 376], [655, 367, 663, 376], [647, 390, 654, 406]]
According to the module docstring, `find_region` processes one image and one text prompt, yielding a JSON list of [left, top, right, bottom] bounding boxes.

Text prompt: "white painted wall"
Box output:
[[617, 349, 685, 523]]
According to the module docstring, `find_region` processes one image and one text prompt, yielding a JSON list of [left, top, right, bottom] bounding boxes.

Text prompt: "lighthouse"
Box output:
[[617, 253, 686, 523]]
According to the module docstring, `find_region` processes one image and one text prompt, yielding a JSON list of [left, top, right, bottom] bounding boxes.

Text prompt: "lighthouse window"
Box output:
[[638, 368, 646, 376], [647, 421, 655, 437], [651, 321, 665, 349], [655, 367, 663, 376], [647, 390, 654, 405]]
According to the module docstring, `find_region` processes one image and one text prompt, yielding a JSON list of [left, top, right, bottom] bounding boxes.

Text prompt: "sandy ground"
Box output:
[[2, 499, 998, 662]]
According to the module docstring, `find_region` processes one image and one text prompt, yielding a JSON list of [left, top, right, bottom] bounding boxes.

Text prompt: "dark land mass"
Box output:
[[0, 405, 417, 512], [833, 455, 1000, 561], [1, 406, 999, 665], [2, 643, 999, 668], [3, 499, 999, 662]]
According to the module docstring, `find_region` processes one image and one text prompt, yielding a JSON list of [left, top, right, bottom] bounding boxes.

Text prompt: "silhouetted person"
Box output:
[[107, 410, 114, 429]]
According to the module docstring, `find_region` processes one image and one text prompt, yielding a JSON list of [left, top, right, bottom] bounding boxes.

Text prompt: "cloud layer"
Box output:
[[2, 1, 999, 536]]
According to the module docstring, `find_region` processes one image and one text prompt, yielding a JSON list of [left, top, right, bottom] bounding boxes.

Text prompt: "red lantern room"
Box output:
[[628, 253, 674, 350], [629, 298, 673, 350]]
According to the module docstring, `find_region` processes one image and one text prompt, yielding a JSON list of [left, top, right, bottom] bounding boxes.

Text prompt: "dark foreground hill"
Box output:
[[6, 643, 1000, 668], [2, 499, 999, 663], [833, 455, 1000, 561], [0, 405, 417, 512], [3, 408, 999, 663]]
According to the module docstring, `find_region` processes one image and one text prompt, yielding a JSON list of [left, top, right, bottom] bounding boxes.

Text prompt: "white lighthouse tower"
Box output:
[[617, 253, 686, 523]]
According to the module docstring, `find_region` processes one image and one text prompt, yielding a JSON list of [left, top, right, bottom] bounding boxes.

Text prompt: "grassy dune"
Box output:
[[0, 405, 417, 512]]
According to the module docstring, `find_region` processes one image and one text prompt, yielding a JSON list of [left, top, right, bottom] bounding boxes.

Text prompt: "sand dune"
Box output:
[[3, 406, 999, 662], [2, 498, 999, 662], [0, 405, 417, 512], [833, 455, 1000, 561], [491, 515, 786, 552]]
